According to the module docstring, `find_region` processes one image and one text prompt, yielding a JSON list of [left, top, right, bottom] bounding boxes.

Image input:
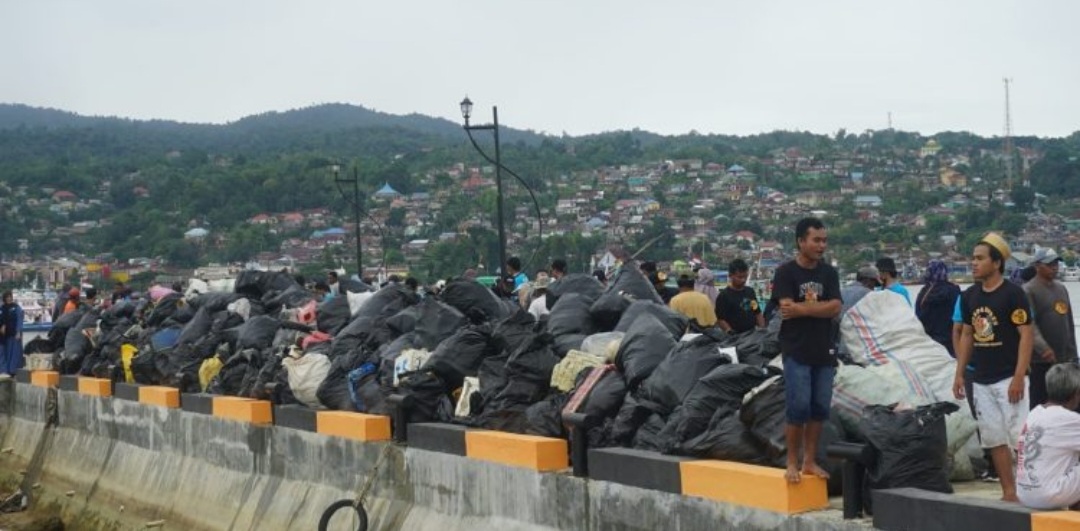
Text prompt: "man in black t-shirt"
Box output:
[[772, 217, 842, 484], [953, 232, 1032, 502], [715, 258, 764, 333]]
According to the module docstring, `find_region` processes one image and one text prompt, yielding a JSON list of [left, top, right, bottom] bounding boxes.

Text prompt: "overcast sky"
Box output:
[[2, 1, 1077, 137]]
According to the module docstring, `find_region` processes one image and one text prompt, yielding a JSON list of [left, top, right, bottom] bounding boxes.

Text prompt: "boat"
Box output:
[[13, 289, 54, 332], [1065, 266, 1080, 282]]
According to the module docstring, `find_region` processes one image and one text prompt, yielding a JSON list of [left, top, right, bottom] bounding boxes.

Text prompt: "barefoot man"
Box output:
[[773, 217, 842, 483], [953, 233, 1033, 502]]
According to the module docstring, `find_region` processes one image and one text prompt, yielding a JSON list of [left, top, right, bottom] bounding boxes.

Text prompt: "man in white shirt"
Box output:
[[527, 277, 551, 320], [1017, 362, 1080, 509]]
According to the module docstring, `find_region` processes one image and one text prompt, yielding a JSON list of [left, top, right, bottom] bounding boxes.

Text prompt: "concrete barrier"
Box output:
[[0, 379, 877, 531]]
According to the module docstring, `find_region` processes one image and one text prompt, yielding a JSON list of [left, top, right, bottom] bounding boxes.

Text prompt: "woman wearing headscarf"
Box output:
[[694, 268, 719, 306], [914, 260, 962, 356], [0, 291, 24, 377]]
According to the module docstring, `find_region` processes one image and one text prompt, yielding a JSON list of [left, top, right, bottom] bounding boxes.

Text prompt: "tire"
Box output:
[[317, 499, 368, 531]]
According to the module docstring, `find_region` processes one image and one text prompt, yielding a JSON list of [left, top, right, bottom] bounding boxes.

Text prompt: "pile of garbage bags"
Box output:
[[40, 267, 973, 486]]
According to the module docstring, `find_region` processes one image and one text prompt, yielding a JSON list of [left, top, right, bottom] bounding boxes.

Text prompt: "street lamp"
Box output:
[[332, 164, 363, 279], [460, 96, 507, 282]]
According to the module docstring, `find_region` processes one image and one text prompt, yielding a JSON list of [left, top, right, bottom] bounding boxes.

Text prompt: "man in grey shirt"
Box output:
[[835, 265, 880, 361], [1024, 248, 1078, 408]]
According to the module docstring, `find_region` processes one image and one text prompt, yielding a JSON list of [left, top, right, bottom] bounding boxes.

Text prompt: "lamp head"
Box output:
[[460, 96, 473, 122]]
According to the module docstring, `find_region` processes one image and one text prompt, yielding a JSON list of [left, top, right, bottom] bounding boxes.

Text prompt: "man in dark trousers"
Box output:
[[953, 232, 1033, 502], [1024, 247, 1077, 408], [772, 217, 841, 483]]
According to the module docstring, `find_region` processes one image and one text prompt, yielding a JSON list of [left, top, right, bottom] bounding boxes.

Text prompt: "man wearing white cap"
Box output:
[[954, 232, 1033, 502], [1024, 247, 1078, 408]]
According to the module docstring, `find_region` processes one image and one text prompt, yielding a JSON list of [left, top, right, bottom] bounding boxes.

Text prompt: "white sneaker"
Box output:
[[0, 373, 11, 379]]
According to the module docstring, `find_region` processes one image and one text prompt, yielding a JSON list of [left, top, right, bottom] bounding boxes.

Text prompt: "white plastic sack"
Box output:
[[347, 291, 374, 317], [227, 298, 252, 321], [209, 278, 236, 293], [393, 348, 431, 386], [841, 291, 960, 404], [580, 331, 625, 362], [186, 279, 210, 298], [455, 376, 480, 418], [282, 352, 331, 409]]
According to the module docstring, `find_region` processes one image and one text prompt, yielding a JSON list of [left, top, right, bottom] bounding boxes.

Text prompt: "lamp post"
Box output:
[[460, 96, 507, 282], [332, 164, 363, 279]]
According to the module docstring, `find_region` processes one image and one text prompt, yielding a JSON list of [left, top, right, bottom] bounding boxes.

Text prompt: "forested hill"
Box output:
[[1, 101, 1079, 272]]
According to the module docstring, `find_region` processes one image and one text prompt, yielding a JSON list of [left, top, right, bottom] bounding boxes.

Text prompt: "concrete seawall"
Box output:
[[0, 379, 873, 530]]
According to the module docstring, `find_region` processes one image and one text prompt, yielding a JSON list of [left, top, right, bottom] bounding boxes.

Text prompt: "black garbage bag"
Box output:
[[667, 364, 773, 447], [237, 315, 282, 351], [423, 325, 494, 390], [316, 295, 352, 335], [615, 301, 689, 341], [862, 402, 957, 495], [633, 413, 668, 451], [547, 294, 597, 338], [191, 292, 241, 313], [317, 348, 372, 411], [234, 270, 265, 299], [346, 361, 387, 413], [673, 409, 769, 464], [740, 378, 788, 457], [59, 310, 100, 374], [590, 267, 663, 330], [330, 286, 418, 360], [580, 370, 628, 419], [338, 278, 374, 293], [177, 306, 214, 347], [24, 337, 52, 355], [130, 347, 162, 385], [398, 370, 454, 423], [375, 332, 422, 387], [473, 341, 560, 432], [259, 270, 301, 295], [477, 353, 511, 407], [525, 392, 571, 438], [385, 305, 420, 336], [207, 350, 253, 396], [413, 298, 467, 351], [48, 308, 87, 353], [441, 279, 510, 322], [730, 327, 782, 367], [611, 393, 652, 446], [614, 313, 677, 388], [145, 293, 185, 328], [546, 273, 605, 310], [553, 334, 586, 358], [263, 285, 313, 312], [491, 311, 538, 356], [638, 333, 734, 415], [168, 303, 197, 325]]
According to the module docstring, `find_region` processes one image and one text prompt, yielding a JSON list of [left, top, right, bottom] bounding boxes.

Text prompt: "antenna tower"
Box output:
[[1003, 77, 1014, 190], [887, 111, 893, 130]]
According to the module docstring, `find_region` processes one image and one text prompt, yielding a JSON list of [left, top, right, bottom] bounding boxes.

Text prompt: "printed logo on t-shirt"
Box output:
[[1055, 301, 1069, 315], [1011, 308, 1029, 325], [972, 306, 1000, 345], [1017, 423, 1044, 488], [749, 298, 760, 312], [799, 282, 823, 303]]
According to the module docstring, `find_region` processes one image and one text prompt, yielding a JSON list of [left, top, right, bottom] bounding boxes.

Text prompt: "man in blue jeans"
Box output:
[[772, 217, 842, 483]]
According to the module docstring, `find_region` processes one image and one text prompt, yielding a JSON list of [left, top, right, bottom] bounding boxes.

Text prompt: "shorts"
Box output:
[[783, 355, 836, 425], [973, 377, 1029, 449]]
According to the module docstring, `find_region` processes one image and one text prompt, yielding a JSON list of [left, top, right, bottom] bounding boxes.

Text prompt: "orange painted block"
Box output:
[[212, 397, 272, 424], [77, 377, 112, 397], [139, 386, 180, 408], [1033, 511, 1080, 531], [316, 411, 391, 442], [680, 460, 828, 514], [464, 430, 568, 472], [30, 371, 59, 388]]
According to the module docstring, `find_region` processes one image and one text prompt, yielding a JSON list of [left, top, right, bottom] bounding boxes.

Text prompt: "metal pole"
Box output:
[[353, 167, 363, 279], [493, 106, 507, 283]]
